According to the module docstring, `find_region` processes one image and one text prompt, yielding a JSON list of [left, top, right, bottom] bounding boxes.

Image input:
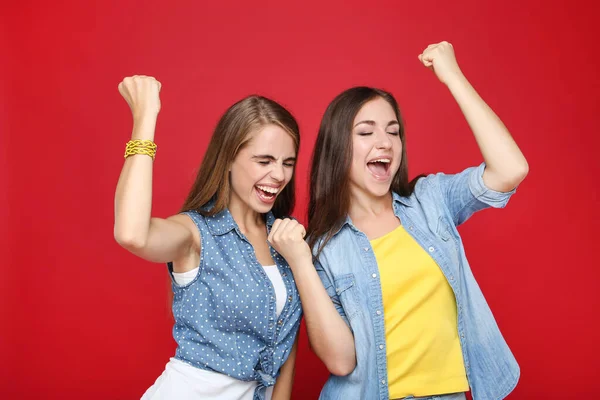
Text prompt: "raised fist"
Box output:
[[418, 41, 463, 85], [118, 75, 162, 120], [268, 218, 312, 267]]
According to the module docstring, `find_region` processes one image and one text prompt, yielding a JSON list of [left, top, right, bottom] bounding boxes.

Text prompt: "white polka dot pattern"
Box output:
[[166, 207, 302, 397]]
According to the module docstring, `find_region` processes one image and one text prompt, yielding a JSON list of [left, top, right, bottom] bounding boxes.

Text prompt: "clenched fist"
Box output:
[[118, 75, 162, 120], [267, 218, 312, 268], [418, 41, 463, 85]]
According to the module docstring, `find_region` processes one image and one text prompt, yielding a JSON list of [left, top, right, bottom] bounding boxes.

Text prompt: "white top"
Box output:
[[172, 265, 287, 316], [261, 264, 287, 316], [142, 264, 287, 399]]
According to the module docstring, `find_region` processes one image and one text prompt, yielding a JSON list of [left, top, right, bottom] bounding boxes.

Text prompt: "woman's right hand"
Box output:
[[268, 218, 313, 268], [118, 75, 162, 122]]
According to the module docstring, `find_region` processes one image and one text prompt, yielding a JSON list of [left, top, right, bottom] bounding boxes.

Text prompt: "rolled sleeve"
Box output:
[[314, 258, 351, 328], [469, 162, 516, 209], [434, 162, 517, 226]]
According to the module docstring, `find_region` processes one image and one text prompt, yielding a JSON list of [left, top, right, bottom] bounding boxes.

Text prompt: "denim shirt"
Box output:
[[167, 208, 302, 400], [315, 163, 520, 400]]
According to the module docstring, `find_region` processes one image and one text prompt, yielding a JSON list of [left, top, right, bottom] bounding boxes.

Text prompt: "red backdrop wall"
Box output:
[[2, 0, 599, 398]]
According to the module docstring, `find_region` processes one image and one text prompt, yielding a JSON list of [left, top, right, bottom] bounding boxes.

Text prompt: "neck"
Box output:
[[348, 187, 393, 222], [228, 197, 265, 234]]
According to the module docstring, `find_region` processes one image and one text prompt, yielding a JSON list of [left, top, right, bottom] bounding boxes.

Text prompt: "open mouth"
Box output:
[[255, 184, 280, 203], [367, 158, 391, 180]]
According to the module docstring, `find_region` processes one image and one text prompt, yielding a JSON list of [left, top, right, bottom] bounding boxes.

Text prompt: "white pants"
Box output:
[[141, 358, 274, 400]]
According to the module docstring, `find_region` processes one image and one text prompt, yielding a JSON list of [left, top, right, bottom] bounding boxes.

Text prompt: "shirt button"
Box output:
[[409, 226, 414, 231], [277, 320, 283, 325], [379, 344, 384, 350], [376, 310, 381, 315], [364, 247, 369, 252], [288, 295, 292, 302], [372, 273, 377, 278], [381, 379, 385, 385], [449, 276, 454, 281], [428, 246, 435, 252]]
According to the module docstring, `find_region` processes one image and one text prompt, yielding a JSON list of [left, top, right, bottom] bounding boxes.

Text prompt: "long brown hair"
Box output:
[[307, 87, 421, 258], [181, 95, 300, 218]]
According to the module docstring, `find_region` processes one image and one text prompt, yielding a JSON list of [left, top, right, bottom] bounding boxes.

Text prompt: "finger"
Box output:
[[420, 50, 434, 64], [268, 219, 283, 242], [292, 224, 306, 239], [277, 218, 292, 236], [157, 81, 162, 92], [418, 54, 433, 68], [118, 82, 132, 102]]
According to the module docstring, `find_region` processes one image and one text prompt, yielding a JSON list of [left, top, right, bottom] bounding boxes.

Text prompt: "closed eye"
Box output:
[[387, 131, 399, 136], [358, 132, 373, 136]]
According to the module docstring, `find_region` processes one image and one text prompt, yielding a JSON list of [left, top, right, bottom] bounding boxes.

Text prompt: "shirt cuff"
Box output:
[[468, 162, 516, 208]]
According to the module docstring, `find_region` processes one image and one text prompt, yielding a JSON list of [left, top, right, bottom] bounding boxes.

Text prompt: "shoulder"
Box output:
[[167, 211, 202, 250], [312, 225, 358, 267]]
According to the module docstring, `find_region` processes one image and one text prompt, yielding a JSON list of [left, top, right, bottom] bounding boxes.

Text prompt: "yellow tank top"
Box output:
[[370, 225, 469, 398]]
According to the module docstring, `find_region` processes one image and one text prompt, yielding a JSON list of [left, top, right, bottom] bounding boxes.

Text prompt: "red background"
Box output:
[[2, 0, 599, 398]]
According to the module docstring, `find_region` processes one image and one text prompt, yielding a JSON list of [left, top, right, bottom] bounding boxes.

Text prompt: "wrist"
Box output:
[[287, 254, 314, 270], [133, 111, 158, 125], [131, 115, 158, 140], [444, 70, 469, 90]]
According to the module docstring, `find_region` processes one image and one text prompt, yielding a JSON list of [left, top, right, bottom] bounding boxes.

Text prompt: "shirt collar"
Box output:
[[205, 205, 276, 236], [334, 191, 412, 236]]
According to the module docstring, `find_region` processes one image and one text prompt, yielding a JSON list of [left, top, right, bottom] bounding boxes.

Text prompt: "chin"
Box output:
[[251, 199, 275, 214], [366, 183, 392, 198]]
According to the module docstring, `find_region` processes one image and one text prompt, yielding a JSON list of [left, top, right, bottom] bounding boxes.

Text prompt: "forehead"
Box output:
[[243, 124, 296, 155], [354, 97, 397, 124]]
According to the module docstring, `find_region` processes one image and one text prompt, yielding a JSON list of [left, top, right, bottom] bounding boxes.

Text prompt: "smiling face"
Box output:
[[349, 97, 403, 199], [229, 123, 297, 214]]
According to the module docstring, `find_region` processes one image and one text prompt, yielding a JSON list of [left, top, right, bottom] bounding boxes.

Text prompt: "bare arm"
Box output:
[[113, 76, 197, 266], [268, 219, 356, 376], [419, 42, 529, 192], [271, 333, 299, 400]]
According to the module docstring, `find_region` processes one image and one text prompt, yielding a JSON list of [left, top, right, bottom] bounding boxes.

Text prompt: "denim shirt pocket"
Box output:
[[437, 216, 453, 242], [334, 273, 361, 321], [435, 216, 462, 272]]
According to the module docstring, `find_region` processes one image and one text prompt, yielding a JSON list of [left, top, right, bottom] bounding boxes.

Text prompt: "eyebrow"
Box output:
[[353, 120, 400, 128], [252, 155, 297, 162]]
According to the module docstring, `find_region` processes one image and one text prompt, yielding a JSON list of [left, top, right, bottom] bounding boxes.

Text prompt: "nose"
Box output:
[[375, 129, 392, 149], [270, 162, 285, 182]]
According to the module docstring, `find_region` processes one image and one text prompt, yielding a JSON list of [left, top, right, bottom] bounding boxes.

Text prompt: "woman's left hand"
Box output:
[[418, 41, 464, 85]]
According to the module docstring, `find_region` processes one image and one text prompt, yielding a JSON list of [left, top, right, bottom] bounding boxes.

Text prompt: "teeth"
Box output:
[[370, 158, 391, 163], [257, 185, 279, 194]]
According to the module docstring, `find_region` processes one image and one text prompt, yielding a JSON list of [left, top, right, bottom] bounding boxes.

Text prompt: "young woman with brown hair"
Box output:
[[268, 42, 528, 400], [114, 75, 302, 400]]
